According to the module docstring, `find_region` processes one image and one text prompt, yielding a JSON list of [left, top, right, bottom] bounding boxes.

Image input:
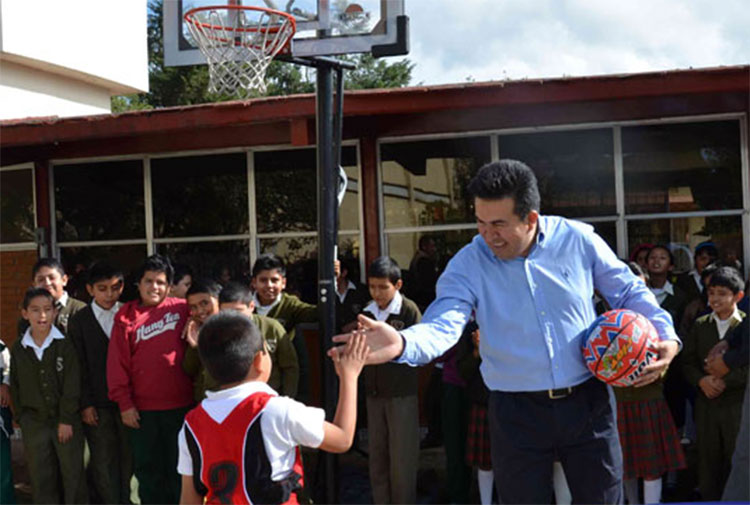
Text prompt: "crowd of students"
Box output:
[[0, 237, 747, 505]]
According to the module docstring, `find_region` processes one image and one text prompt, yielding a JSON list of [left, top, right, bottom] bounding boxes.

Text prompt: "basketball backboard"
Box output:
[[163, 0, 408, 66]]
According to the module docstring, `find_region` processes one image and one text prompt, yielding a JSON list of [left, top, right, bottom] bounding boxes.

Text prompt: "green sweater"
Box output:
[[183, 314, 299, 399], [10, 332, 81, 425], [682, 311, 747, 403], [362, 295, 422, 398], [263, 292, 318, 340]]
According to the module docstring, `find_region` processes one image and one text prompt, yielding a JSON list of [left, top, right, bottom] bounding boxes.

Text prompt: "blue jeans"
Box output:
[[489, 378, 623, 504]]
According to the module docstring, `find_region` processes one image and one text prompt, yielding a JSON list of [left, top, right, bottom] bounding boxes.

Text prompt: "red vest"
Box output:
[[184, 392, 305, 505]]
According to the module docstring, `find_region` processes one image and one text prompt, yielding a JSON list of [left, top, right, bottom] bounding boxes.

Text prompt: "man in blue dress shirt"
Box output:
[[333, 160, 681, 504]]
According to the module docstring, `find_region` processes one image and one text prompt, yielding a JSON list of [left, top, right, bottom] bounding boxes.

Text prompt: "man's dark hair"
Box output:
[[186, 278, 222, 299], [368, 256, 401, 285], [31, 258, 66, 279], [172, 263, 193, 285], [23, 287, 55, 309], [135, 254, 174, 284], [219, 282, 253, 305], [627, 261, 648, 281], [646, 245, 675, 266], [86, 262, 124, 286], [708, 266, 745, 295], [252, 254, 286, 278], [467, 160, 541, 220], [198, 312, 263, 385]]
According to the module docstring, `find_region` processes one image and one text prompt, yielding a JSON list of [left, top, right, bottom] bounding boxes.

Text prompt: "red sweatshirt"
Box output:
[[107, 297, 193, 412]]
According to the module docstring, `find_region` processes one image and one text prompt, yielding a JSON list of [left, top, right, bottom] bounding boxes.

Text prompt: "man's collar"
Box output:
[[534, 215, 547, 248]]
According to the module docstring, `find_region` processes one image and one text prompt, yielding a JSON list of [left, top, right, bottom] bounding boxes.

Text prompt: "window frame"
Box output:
[[0, 162, 38, 251]]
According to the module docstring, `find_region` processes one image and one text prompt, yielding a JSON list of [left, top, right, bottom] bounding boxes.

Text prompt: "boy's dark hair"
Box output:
[[701, 262, 719, 282], [695, 241, 718, 259], [172, 263, 193, 285], [86, 262, 124, 286], [219, 282, 253, 305], [646, 244, 675, 266], [198, 312, 263, 385], [135, 254, 174, 285], [368, 256, 401, 285], [252, 254, 286, 278], [708, 266, 744, 294], [467, 160, 541, 220], [31, 257, 66, 279], [627, 261, 648, 281], [22, 287, 56, 309], [186, 278, 222, 299]]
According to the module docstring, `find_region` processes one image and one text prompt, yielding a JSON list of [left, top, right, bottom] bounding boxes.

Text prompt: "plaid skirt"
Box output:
[[466, 403, 492, 469], [617, 398, 686, 480]]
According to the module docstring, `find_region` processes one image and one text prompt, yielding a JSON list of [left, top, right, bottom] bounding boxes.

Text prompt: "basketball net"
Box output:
[[184, 6, 296, 96]]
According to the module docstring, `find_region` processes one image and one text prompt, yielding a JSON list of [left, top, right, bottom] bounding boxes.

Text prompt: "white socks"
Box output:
[[478, 469, 494, 505], [624, 477, 662, 504]]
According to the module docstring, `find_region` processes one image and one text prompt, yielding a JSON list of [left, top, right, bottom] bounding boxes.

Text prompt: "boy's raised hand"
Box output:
[[332, 331, 369, 379], [329, 315, 403, 365], [183, 319, 200, 348]]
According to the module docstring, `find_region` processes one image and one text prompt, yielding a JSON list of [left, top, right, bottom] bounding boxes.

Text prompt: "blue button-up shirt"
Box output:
[[398, 215, 680, 392]]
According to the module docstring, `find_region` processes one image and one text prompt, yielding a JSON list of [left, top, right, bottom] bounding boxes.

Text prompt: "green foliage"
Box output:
[[111, 0, 414, 111]]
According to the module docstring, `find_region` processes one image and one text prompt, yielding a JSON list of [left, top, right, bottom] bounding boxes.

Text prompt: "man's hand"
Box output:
[[329, 315, 404, 365], [705, 353, 731, 378], [182, 319, 200, 349], [331, 332, 369, 380], [632, 339, 680, 387], [121, 407, 140, 429], [0, 383, 10, 408], [58, 423, 73, 443], [81, 406, 98, 426], [699, 375, 726, 399]]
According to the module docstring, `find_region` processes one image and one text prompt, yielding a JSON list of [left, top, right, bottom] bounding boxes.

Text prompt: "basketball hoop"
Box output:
[[184, 5, 296, 96]]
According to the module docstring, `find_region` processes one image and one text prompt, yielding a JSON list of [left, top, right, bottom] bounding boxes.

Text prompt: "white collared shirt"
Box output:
[[57, 291, 69, 309], [336, 281, 357, 303], [91, 301, 122, 338], [689, 269, 703, 293], [253, 292, 282, 316], [21, 326, 65, 360], [650, 280, 675, 305], [363, 290, 403, 322], [711, 308, 743, 340]]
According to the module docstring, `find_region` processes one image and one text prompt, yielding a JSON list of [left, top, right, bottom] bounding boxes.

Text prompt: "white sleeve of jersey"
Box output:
[[176, 424, 193, 476]]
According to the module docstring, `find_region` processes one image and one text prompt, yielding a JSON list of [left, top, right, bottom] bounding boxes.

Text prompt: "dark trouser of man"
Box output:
[[695, 393, 743, 501], [85, 406, 138, 504], [442, 382, 472, 504], [20, 416, 88, 504], [489, 378, 623, 504], [129, 407, 190, 505], [722, 377, 749, 501]]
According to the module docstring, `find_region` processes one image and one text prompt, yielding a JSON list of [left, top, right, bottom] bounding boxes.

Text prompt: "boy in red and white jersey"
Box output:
[[107, 254, 194, 504], [177, 312, 368, 505]]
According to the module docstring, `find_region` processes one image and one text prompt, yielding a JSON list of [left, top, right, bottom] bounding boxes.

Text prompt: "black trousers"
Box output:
[[489, 378, 623, 504]]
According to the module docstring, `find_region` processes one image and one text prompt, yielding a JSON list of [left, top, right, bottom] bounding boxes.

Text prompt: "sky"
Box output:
[[401, 0, 750, 86]]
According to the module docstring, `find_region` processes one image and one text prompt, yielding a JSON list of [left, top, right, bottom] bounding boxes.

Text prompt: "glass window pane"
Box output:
[[152, 153, 248, 238], [623, 121, 742, 214], [498, 129, 615, 217], [380, 137, 492, 228], [54, 160, 145, 242], [254, 147, 359, 233], [156, 240, 250, 284], [259, 234, 360, 304], [587, 221, 617, 253], [1, 169, 35, 243], [60, 244, 147, 303], [627, 215, 744, 274]]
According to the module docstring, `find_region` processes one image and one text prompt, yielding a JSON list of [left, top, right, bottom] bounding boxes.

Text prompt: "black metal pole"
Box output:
[[316, 60, 339, 504]]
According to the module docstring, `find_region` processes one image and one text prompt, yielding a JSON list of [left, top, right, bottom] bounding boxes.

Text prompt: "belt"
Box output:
[[525, 379, 591, 400]]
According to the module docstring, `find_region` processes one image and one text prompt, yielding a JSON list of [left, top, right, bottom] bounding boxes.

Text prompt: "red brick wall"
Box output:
[[1, 250, 37, 348]]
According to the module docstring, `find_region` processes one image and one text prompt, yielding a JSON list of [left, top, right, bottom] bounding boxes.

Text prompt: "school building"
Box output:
[[2, 64, 749, 347]]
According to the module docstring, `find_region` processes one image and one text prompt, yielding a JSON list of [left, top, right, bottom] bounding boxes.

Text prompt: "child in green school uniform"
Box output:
[[181, 279, 222, 402], [251, 254, 316, 400], [11, 288, 87, 504], [682, 266, 747, 501], [68, 262, 135, 504], [360, 256, 422, 505]]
